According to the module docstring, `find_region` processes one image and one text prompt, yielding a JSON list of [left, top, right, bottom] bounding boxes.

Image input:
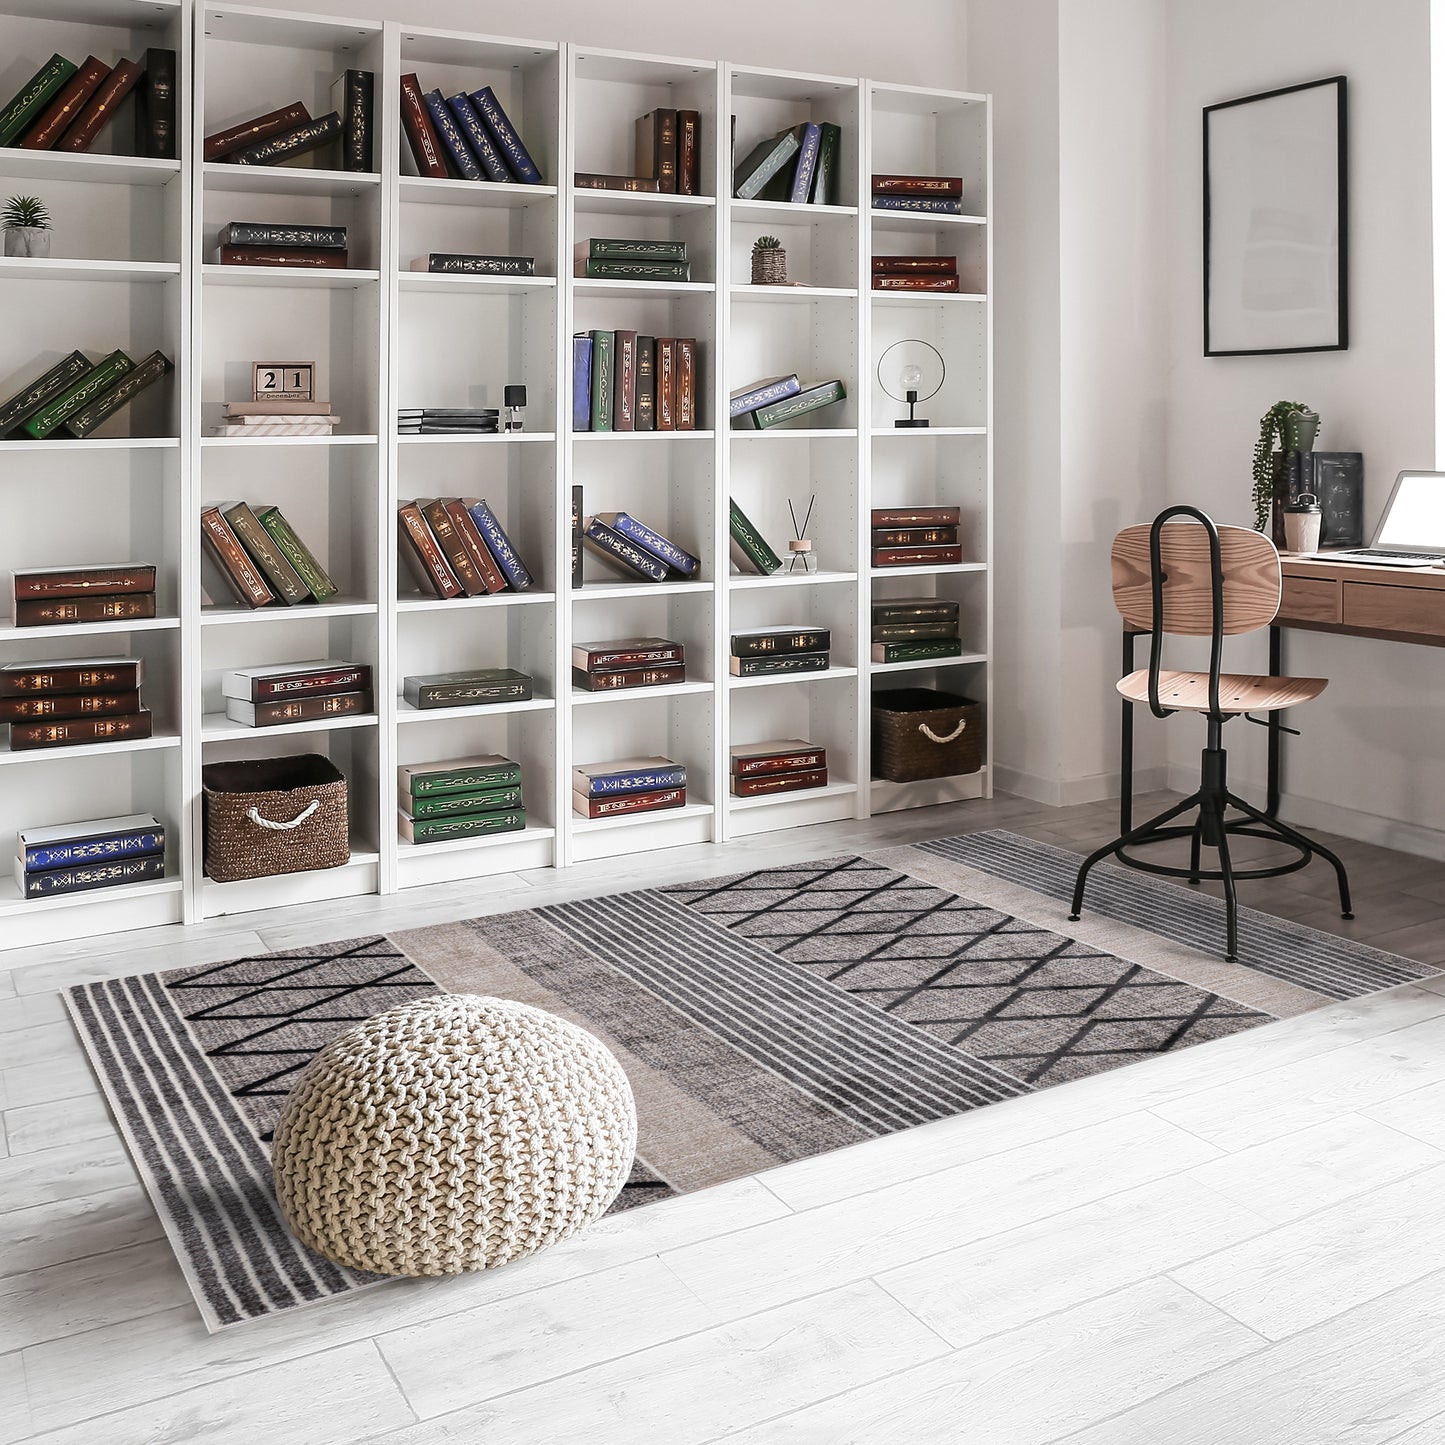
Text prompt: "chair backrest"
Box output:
[[1111, 518, 1281, 637]]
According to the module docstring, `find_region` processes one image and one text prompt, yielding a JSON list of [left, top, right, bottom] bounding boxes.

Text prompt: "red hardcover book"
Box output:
[[9, 710, 153, 750], [573, 638, 684, 671], [226, 690, 371, 727], [677, 110, 700, 195], [571, 664, 685, 692], [19, 57, 110, 149], [12, 565, 155, 600], [56, 58, 142, 152], [730, 767, 828, 797], [871, 255, 958, 275], [0, 659, 143, 696], [399, 74, 447, 178], [731, 741, 828, 777], [573, 786, 686, 819], [872, 275, 962, 292], [871, 506, 962, 527], [219, 246, 349, 269], [15, 594, 157, 626], [228, 664, 371, 703], [871, 527, 960, 547], [204, 101, 310, 162], [656, 339, 676, 430], [872, 174, 964, 197], [0, 690, 141, 722], [675, 338, 697, 431], [397, 502, 462, 598], [443, 501, 507, 594], [872, 545, 965, 567], [421, 499, 488, 596], [613, 330, 637, 431], [200, 506, 275, 608]]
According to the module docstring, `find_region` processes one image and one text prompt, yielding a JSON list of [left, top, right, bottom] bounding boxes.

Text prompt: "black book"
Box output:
[[135, 48, 177, 160], [331, 69, 374, 172], [571, 484, 584, 589], [635, 336, 656, 432], [221, 222, 348, 250]]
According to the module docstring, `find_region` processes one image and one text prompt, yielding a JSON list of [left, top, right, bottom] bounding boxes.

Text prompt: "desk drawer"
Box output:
[[1278, 575, 1340, 625], [1342, 581, 1445, 639]]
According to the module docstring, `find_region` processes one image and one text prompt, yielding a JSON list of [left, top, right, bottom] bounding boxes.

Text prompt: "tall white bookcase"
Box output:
[[0, 0, 991, 949]]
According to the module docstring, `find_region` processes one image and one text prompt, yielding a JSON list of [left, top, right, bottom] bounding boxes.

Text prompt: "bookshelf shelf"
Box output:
[[0, 151, 182, 186], [396, 697, 555, 723], [728, 570, 857, 589], [198, 599, 377, 625], [870, 290, 988, 306], [200, 713, 381, 742], [872, 651, 988, 673], [0, 873, 183, 917], [0, 437, 181, 452], [727, 666, 859, 689], [869, 426, 988, 438], [397, 823, 555, 858], [570, 800, 713, 833], [399, 273, 557, 294], [201, 163, 382, 197], [870, 561, 988, 577], [729, 427, 859, 441], [200, 433, 380, 447], [572, 429, 716, 442], [397, 431, 556, 446], [398, 176, 558, 209], [731, 199, 859, 221], [572, 278, 715, 300], [572, 579, 713, 602], [868, 207, 987, 228], [397, 590, 557, 612], [572, 190, 715, 219], [0, 616, 182, 643], [0, 733, 182, 767], [0, 258, 182, 284], [570, 681, 714, 706], [201, 263, 381, 289], [728, 779, 857, 811], [729, 285, 859, 303]]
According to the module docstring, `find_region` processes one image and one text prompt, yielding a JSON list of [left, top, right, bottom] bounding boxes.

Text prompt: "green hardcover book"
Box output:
[[746, 378, 847, 430], [60, 350, 172, 439], [400, 809, 527, 844], [222, 501, 309, 604], [728, 498, 783, 575], [403, 668, 533, 709], [22, 350, 133, 439], [583, 259, 692, 282], [871, 620, 960, 643], [401, 754, 523, 798], [871, 638, 964, 664], [404, 783, 524, 820], [755, 125, 807, 202], [255, 505, 338, 603], [0, 54, 78, 147], [589, 329, 614, 433], [589, 238, 688, 262], [733, 124, 802, 200], [810, 123, 843, 206], [0, 351, 91, 435]]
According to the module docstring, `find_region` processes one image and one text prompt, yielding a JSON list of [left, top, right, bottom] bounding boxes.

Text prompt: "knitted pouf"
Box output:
[[271, 994, 637, 1276]]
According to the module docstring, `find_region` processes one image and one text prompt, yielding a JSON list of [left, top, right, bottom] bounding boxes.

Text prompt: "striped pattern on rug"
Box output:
[[920, 830, 1437, 999]]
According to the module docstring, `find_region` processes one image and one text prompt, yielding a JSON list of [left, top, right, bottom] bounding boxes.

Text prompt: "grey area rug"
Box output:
[[64, 835, 1436, 1332]]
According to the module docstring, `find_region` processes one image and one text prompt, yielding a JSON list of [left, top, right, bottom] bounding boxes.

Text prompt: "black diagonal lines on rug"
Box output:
[[667, 855, 1265, 1086]]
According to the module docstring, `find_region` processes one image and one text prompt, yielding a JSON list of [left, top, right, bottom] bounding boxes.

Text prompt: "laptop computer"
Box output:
[[1314, 470, 1445, 567]]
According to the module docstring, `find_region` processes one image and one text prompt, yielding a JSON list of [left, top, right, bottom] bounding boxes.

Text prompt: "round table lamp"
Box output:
[[877, 339, 945, 428]]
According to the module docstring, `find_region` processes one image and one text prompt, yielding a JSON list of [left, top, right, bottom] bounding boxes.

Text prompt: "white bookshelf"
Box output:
[[0, 0, 990, 945]]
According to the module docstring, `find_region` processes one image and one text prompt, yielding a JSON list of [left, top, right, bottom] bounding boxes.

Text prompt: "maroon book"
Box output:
[[732, 746, 827, 778], [9, 710, 153, 750], [572, 664, 685, 692], [872, 275, 962, 292], [0, 690, 140, 722], [871, 255, 958, 275], [399, 74, 447, 178], [573, 786, 686, 819], [15, 594, 157, 626], [731, 768, 828, 797], [204, 101, 310, 162], [871, 506, 962, 527], [655, 339, 676, 430], [244, 666, 371, 702], [19, 57, 110, 150], [675, 338, 697, 431], [613, 330, 637, 431], [57, 59, 142, 153], [0, 659, 143, 696], [219, 246, 349, 269], [13, 565, 156, 600], [872, 545, 965, 567], [397, 502, 462, 599], [872, 174, 964, 197]]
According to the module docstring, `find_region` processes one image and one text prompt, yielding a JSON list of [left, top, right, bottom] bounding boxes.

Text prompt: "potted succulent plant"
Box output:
[[2, 194, 52, 258], [1252, 399, 1319, 545], [751, 234, 786, 285]]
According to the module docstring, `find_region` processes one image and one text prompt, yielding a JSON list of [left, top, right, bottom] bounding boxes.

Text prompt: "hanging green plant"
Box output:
[[1252, 400, 1318, 533]]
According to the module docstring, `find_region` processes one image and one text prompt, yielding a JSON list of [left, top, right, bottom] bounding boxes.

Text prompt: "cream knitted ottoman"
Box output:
[[271, 994, 637, 1276]]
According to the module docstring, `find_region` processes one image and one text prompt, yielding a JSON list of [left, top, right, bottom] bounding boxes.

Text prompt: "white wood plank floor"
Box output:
[[4, 792, 1445, 1443]]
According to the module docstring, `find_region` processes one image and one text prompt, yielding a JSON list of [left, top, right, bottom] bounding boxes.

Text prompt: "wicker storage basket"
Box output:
[[202, 754, 350, 882], [871, 689, 983, 783]]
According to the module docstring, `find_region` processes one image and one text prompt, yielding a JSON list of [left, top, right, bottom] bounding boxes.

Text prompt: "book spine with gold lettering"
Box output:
[[19, 56, 109, 149], [21, 853, 165, 898], [204, 100, 310, 162], [0, 55, 78, 147], [9, 710, 153, 750], [15, 594, 157, 626], [23, 351, 133, 439], [222, 502, 308, 603]]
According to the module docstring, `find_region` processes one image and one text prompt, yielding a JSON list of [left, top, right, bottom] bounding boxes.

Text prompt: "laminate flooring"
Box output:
[[5, 792, 1445, 1443]]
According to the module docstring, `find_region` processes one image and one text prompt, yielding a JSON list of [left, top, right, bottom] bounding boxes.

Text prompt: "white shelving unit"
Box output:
[[0, 0, 990, 946]]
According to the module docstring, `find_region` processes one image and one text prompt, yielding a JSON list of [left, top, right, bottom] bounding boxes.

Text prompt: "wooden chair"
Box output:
[[1069, 505, 1352, 960]]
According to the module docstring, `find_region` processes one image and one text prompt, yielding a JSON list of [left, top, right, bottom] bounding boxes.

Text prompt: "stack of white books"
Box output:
[[212, 401, 339, 438]]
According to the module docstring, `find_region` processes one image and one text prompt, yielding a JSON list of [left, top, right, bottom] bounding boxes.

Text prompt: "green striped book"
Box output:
[[870, 638, 963, 664], [61, 350, 171, 438], [589, 329, 614, 432], [22, 351, 133, 439], [400, 755, 523, 798], [401, 783, 524, 819], [0, 54, 77, 146], [399, 809, 527, 844], [0, 352, 91, 435], [255, 506, 338, 603], [587, 238, 688, 262], [744, 378, 847, 430], [728, 498, 782, 575]]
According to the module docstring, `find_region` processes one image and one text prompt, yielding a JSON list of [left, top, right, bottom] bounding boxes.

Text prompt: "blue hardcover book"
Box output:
[[423, 89, 482, 180], [572, 334, 593, 432], [19, 813, 165, 873], [872, 195, 964, 216], [595, 512, 700, 577], [789, 122, 822, 205], [583, 519, 670, 582], [20, 852, 166, 899], [466, 499, 532, 590], [445, 91, 513, 184], [574, 757, 688, 797], [468, 85, 543, 184], [729, 374, 802, 419]]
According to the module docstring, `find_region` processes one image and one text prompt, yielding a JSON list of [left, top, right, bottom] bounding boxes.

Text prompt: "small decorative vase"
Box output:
[[752, 245, 786, 285], [788, 538, 818, 574], [4, 226, 50, 258], [1282, 408, 1320, 454]]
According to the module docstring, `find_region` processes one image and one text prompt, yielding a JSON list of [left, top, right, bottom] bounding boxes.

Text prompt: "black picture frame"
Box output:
[[1203, 75, 1348, 357]]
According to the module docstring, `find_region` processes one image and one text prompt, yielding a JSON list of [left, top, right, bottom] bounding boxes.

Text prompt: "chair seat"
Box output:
[[1117, 668, 1327, 713]]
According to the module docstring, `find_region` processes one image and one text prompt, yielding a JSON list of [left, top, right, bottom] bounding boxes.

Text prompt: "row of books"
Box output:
[[398, 499, 533, 598], [15, 812, 166, 900], [1, 350, 172, 441], [576, 237, 692, 284], [872, 506, 964, 567], [398, 409, 498, 435], [572, 332, 700, 432], [201, 503, 337, 610], [401, 75, 541, 185], [212, 400, 339, 439], [581, 506, 701, 585], [398, 755, 526, 844], [733, 122, 842, 206], [871, 595, 963, 664], [872, 255, 963, 293], [204, 79, 372, 171], [0, 656, 150, 751], [222, 660, 373, 729], [729, 375, 847, 430], [573, 637, 684, 693], [215, 221, 350, 271], [11, 563, 156, 629], [730, 738, 828, 797], [573, 755, 687, 819], [730, 626, 830, 678], [872, 173, 966, 217], [0, 50, 174, 159], [573, 107, 703, 196]]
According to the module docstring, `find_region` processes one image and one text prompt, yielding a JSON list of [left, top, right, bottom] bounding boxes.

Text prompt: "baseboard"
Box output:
[[995, 764, 1170, 808]]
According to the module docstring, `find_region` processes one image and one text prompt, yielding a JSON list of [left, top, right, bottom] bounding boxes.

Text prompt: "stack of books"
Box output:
[[581, 509, 700, 585], [217, 221, 349, 270], [572, 637, 685, 693], [401, 75, 542, 185], [728, 499, 783, 576], [0, 349, 172, 441], [410, 253, 534, 277], [200, 502, 338, 610], [572, 756, 687, 820], [729, 373, 846, 430], [397, 498, 532, 597], [871, 173, 965, 217], [0, 656, 150, 751], [573, 108, 703, 195], [15, 812, 166, 900], [221, 660, 372, 728], [397, 408, 498, 436], [729, 626, 830, 678], [729, 738, 828, 798], [11, 563, 156, 628], [572, 332, 700, 431], [211, 402, 338, 439], [0, 49, 174, 158], [576, 237, 691, 283], [871, 595, 964, 664], [732, 121, 842, 205], [402, 669, 534, 710], [398, 755, 527, 844], [204, 73, 373, 172], [872, 255, 962, 293], [871, 507, 964, 567]]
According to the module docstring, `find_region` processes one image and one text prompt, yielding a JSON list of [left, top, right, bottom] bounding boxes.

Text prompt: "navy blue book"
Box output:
[[466, 499, 532, 590], [789, 122, 822, 204], [583, 519, 670, 582], [20, 853, 165, 899], [872, 194, 964, 216], [572, 334, 592, 432], [445, 91, 512, 183], [19, 813, 165, 872], [729, 374, 801, 419], [468, 86, 543, 184], [423, 89, 482, 180], [574, 757, 688, 796], [594, 512, 700, 576]]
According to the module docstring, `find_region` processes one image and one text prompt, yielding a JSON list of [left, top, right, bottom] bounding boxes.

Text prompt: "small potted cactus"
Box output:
[[751, 233, 786, 285], [3, 194, 52, 258]]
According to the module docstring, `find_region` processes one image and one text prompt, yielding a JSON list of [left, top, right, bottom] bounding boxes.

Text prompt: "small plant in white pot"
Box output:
[[3, 195, 52, 258]]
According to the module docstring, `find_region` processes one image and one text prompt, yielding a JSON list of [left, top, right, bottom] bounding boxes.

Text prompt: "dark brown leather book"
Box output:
[[872, 527, 960, 546], [10, 710, 152, 750], [0, 658, 142, 696], [0, 690, 140, 722], [15, 594, 156, 626], [613, 330, 636, 431], [656, 339, 676, 430], [574, 173, 660, 192], [872, 174, 964, 196], [12, 565, 155, 600], [19, 57, 109, 149], [204, 100, 310, 162], [677, 111, 700, 195], [443, 501, 507, 594], [573, 786, 686, 819], [872, 545, 965, 567], [399, 74, 447, 178], [219, 246, 349, 269], [56, 58, 141, 152], [873, 275, 961, 292], [871, 255, 957, 275], [635, 337, 656, 431], [421, 499, 487, 596], [573, 638, 684, 671], [731, 743, 827, 777], [230, 112, 340, 165], [675, 338, 696, 431], [397, 502, 462, 598], [227, 663, 371, 702], [730, 767, 828, 797], [871, 506, 962, 527], [200, 505, 275, 608], [571, 664, 685, 692], [635, 108, 677, 192], [225, 690, 371, 727], [135, 48, 177, 160], [222, 502, 308, 603]]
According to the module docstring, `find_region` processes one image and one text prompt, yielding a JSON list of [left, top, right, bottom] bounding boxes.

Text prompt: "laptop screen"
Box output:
[[1375, 472, 1445, 550]]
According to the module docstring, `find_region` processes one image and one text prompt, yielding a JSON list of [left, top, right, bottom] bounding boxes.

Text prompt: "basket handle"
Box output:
[[246, 800, 321, 832], [918, 720, 966, 745]]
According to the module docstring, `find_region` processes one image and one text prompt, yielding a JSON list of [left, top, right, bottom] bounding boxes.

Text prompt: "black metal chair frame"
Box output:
[[1068, 505, 1353, 961]]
